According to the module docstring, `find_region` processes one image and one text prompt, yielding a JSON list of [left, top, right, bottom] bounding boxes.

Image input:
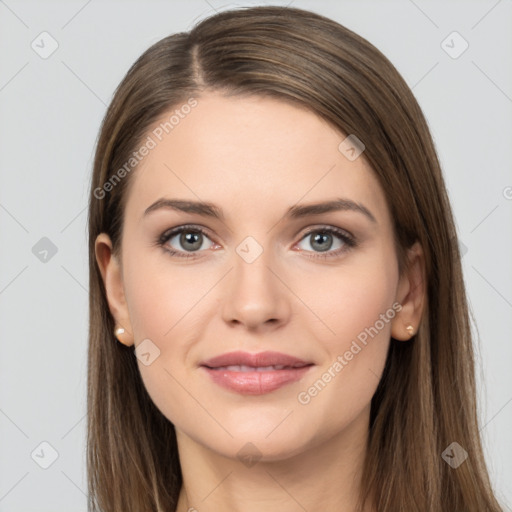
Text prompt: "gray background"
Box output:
[[0, 0, 511, 510]]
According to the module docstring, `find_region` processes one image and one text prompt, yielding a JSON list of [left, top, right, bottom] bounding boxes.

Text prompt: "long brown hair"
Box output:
[[87, 6, 503, 511]]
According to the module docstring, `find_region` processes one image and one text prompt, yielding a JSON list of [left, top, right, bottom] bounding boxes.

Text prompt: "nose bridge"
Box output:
[[221, 236, 291, 329]]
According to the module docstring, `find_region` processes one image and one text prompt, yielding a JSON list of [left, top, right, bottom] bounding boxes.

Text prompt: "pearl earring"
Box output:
[[115, 327, 125, 339], [406, 324, 415, 336]]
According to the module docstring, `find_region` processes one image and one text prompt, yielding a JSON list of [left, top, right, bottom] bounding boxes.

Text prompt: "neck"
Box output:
[[174, 407, 373, 512]]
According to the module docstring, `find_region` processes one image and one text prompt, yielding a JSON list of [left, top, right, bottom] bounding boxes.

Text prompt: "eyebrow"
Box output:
[[143, 197, 377, 223]]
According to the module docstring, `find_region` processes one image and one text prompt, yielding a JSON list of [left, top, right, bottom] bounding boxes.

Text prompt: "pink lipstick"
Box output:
[[200, 350, 314, 395]]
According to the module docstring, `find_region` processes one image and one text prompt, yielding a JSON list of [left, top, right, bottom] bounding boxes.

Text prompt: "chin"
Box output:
[[209, 419, 319, 463]]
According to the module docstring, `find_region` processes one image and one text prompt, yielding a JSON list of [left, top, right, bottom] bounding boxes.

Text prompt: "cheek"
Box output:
[[304, 251, 397, 356], [296, 250, 398, 407], [123, 248, 212, 340], [122, 251, 217, 427], [327, 279, 395, 355]]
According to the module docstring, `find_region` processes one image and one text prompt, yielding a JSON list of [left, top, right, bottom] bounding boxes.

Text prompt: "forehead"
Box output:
[[124, 92, 390, 227]]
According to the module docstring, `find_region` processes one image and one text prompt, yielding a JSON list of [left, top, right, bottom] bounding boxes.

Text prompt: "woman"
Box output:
[[87, 5, 504, 511]]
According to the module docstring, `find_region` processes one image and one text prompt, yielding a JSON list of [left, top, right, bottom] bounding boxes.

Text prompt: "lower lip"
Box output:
[[201, 366, 313, 395]]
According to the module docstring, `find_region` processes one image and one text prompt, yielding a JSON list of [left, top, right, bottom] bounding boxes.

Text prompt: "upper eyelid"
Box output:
[[160, 224, 215, 242]]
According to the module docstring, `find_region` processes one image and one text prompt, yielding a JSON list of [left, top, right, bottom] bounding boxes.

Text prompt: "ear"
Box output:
[[390, 241, 426, 341], [95, 233, 134, 347]]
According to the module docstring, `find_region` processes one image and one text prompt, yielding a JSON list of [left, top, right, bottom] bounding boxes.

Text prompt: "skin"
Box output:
[[95, 92, 425, 512]]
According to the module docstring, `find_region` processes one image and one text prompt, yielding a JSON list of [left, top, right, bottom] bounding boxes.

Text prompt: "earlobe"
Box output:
[[94, 233, 135, 346], [390, 241, 426, 342], [113, 325, 134, 347]]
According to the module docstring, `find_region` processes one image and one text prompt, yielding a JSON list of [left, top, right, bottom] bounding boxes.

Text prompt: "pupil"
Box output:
[[311, 233, 332, 252], [181, 231, 202, 251]]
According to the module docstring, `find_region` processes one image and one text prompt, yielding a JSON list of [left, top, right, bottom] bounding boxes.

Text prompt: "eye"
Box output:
[[157, 225, 217, 259], [295, 226, 356, 259], [156, 224, 357, 260]]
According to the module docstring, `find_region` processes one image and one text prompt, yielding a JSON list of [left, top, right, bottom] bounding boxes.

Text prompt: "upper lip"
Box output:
[[201, 350, 313, 369]]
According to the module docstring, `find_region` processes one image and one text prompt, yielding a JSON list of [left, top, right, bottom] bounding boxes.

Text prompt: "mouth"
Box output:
[[200, 351, 314, 395], [206, 363, 310, 372]]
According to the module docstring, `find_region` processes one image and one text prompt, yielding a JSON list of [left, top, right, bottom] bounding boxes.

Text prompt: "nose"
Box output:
[[221, 248, 292, 332]]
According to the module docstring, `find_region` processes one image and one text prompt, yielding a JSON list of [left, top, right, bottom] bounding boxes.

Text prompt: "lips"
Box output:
[[211, 364, 298, 372], [200, 350, 314, 395]]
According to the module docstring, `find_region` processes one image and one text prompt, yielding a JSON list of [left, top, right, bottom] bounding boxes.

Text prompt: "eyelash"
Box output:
[[155, 224, 357, 260]]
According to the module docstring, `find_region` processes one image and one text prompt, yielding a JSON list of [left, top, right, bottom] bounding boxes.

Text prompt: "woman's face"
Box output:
[[97, 91, 418, 461]]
